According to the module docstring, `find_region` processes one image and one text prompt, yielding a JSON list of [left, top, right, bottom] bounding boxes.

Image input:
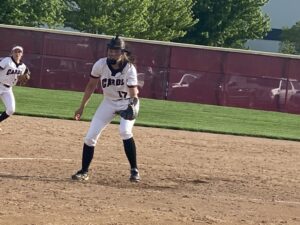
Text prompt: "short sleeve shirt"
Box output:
[[91, 57, 138, 100], [0, 57, 28, 86]]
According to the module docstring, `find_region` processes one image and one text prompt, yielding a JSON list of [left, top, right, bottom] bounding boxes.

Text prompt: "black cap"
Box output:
[[107, 35, 126, 50]]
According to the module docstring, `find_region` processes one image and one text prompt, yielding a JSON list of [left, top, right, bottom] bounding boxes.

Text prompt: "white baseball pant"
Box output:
[[84, 97, 139, 147], [0, 85, 15, 116]]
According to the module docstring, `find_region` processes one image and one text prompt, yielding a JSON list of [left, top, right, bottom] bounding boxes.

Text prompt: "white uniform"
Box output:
[[84, 58, 140, 146], [0, 57, 28, 115]]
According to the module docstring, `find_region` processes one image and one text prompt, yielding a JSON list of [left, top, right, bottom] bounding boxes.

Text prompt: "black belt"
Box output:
[[113, 98, 130, 101], [1, 83, 10, 88]]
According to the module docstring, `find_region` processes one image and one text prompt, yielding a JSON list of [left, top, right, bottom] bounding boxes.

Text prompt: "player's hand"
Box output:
[[74, 107, 84, 121], [18, 72, 31, 85]]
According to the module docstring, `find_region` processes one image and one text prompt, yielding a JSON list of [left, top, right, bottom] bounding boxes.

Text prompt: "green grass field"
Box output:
[[1, 86, 300, 141]]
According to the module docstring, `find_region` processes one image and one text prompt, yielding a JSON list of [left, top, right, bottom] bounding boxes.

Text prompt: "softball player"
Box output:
[[72, 35, 140, 182], [0, 46, 30, 130]]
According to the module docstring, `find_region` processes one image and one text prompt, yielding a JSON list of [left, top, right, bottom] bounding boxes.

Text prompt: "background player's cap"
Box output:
[[107, 35, 126, 50], [12, 45, 23, 52]]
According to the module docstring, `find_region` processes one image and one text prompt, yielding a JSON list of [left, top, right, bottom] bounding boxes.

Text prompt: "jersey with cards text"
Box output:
[[0, 57, 28, 87], [91, 57, 138, 100]]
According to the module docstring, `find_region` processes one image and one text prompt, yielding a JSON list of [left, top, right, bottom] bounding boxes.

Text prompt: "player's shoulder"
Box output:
[[94, 57, 107, 66], [91, 57, 107, 76], [0, 57, 11, 67], [0, 56, 11, 62], [125, 62, 137, 72], [19, 62, 27, 70], [92, 57, 107, 71]]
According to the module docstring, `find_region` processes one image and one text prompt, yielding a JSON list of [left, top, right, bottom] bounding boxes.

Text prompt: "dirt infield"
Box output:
[[0, 115, 299, 225]]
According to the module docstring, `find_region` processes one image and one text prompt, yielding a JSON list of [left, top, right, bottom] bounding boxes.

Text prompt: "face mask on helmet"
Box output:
[[106, 35, 126, 65], [107, 58, 117, 65]]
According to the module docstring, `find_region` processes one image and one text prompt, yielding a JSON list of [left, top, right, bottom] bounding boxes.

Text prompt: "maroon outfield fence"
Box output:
[[1, 24, 300, 114]]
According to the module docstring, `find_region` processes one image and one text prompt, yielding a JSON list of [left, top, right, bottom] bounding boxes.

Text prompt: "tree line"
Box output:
[[0, 0, 298, 54]]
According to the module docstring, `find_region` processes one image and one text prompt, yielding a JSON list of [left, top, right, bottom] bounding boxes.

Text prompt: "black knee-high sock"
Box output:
[[0, 111, 9, 122], [81, 143, 95, 172], [123, 137, 137, 169]]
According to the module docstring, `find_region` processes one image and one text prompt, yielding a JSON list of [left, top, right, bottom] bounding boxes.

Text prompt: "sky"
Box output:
[[262, 0, 300, 28]]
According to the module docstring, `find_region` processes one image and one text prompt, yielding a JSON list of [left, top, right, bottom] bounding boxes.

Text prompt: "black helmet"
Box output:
[[107, 35, 126, 50]]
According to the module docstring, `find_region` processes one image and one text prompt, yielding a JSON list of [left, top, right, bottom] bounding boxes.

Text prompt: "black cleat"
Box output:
[[71, 170, 89, 181], [130, 168, 140, 182]]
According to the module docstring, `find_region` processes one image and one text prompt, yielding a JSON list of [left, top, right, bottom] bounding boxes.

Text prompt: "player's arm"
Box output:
[[80, 76, 99, 107], [128, 86, 139, 99], [24, 67, 30, 74], [74, 76, 99, 120], [0, 57, 8, 70], [127, 65, 139, 101], [117, 64, 139, 120], [128, 86, 139, 107]]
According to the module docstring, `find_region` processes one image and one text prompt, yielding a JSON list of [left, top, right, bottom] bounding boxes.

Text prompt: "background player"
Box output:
[[72, 35, 140, 182], [0, 45, 30, 130]]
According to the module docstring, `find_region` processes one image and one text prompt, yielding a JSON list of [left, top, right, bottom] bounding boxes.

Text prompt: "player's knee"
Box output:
[[119, 130, 133, 140], [84, 137, 97, 147], [6, 108, 15, 116]]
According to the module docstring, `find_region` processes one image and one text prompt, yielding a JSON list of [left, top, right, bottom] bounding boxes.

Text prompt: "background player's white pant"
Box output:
[[85, 97, 139, 146], [0, 85, 15, 115]]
